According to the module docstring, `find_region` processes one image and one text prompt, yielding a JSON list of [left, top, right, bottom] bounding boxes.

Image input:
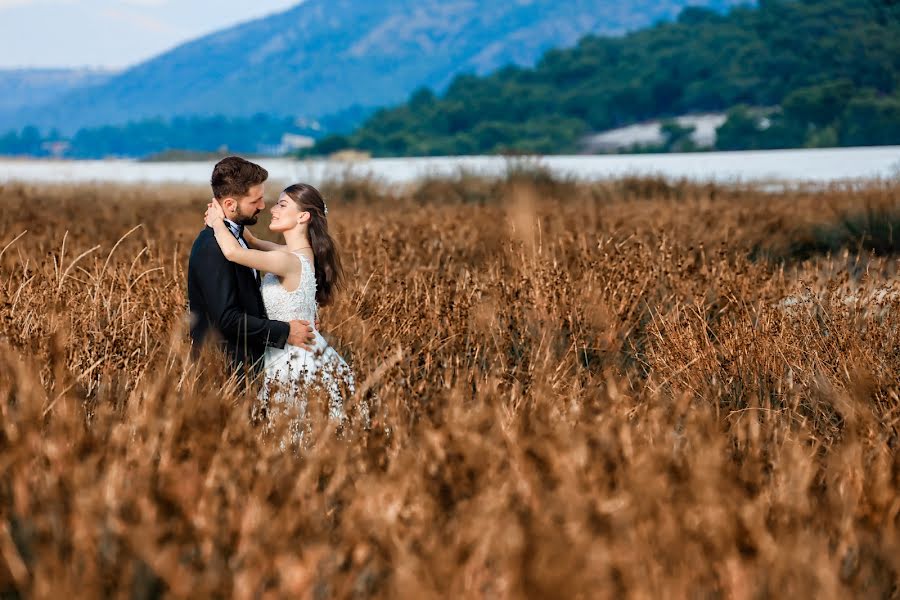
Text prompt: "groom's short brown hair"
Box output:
[[211, 156, 268, 199]]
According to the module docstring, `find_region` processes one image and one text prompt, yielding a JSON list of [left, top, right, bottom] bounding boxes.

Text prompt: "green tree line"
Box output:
[[310, 0, 900, 157], [0, 114, 320, 159]]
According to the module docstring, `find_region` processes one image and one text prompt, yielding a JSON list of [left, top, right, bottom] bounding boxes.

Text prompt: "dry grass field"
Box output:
[[1, 170, 899, 598]]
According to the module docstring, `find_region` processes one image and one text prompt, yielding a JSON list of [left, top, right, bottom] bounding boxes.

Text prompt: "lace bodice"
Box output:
[[260, 252, 317, 324]]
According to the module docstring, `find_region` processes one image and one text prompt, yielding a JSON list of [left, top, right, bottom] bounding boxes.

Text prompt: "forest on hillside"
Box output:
[[312, 0, 900, 157]]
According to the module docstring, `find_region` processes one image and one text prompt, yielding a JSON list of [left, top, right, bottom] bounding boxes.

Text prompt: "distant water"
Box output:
[[1, 146, 898, 187]]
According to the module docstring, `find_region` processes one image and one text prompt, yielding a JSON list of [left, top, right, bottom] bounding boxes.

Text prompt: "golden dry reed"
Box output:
[[1, 172, 899, 598]]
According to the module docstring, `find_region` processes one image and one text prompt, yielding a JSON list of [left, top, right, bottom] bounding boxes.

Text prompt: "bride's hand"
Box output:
[[204, 198, 225, 227]]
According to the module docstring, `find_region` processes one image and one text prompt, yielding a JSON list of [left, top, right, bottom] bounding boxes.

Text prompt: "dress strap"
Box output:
[[292, 251, 314, 271]]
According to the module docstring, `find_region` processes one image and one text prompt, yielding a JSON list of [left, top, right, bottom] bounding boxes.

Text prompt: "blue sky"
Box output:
[[0, 0, 304, 69]]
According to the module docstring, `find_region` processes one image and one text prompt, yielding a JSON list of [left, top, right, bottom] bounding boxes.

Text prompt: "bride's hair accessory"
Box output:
[[322, 199, 329, 216]]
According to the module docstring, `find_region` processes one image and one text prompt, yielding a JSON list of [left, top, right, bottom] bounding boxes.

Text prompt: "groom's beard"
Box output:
[[233, 209, 261, 226]]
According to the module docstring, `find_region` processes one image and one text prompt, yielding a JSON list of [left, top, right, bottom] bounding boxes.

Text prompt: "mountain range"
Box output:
[[0, 69, 114, 117], [0, 0, 747, 135]]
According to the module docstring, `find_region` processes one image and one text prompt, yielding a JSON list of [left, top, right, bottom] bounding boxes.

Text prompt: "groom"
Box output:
[[188, 156, 313, 377]]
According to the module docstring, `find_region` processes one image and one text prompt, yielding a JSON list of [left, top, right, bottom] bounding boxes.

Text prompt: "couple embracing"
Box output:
[[188, 156, 355, 437]]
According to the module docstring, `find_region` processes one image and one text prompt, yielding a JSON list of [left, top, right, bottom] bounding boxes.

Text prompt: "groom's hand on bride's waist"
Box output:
[[288, 320, 315, 350]]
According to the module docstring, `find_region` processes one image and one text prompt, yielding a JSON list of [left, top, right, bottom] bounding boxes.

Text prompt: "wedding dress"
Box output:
[[258, 251, 355, 440]]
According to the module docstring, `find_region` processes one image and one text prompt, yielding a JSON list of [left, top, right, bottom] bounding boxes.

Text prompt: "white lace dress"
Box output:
[[258, 252, 355, 436]]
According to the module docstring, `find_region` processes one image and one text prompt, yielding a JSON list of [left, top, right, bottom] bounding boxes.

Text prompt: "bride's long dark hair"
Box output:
[[283, 183, 343, 306]]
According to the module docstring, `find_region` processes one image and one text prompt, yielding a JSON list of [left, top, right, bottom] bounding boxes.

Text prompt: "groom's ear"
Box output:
[[220, 197, 237, 214]]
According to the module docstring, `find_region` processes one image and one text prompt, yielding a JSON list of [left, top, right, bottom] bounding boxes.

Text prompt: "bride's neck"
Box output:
[[283, 227, 311, 250]]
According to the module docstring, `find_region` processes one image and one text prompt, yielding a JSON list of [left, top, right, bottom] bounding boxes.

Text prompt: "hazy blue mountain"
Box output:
[[0, 69, 114, 116], [3, 0, 747, 134]]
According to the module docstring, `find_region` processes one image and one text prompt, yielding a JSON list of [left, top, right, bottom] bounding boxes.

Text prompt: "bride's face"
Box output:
[[269, 193, 308, 232]]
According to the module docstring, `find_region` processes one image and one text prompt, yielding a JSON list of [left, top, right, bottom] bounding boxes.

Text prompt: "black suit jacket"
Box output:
[[188, 226, 289, 373]]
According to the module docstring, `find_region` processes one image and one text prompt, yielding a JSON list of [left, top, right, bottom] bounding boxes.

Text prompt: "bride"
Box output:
[[204, 183, 355, 439]]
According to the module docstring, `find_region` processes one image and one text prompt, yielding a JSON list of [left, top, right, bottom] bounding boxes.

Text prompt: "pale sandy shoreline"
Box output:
[[1, 145, 898, 187]]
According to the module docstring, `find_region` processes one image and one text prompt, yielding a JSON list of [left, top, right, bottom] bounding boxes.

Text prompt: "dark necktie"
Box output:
[[225, 221, 244, 239], [224, 221, 259, 285]]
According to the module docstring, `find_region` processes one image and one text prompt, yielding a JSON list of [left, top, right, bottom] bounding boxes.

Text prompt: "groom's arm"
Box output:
[[195, 238, 290, 349]]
